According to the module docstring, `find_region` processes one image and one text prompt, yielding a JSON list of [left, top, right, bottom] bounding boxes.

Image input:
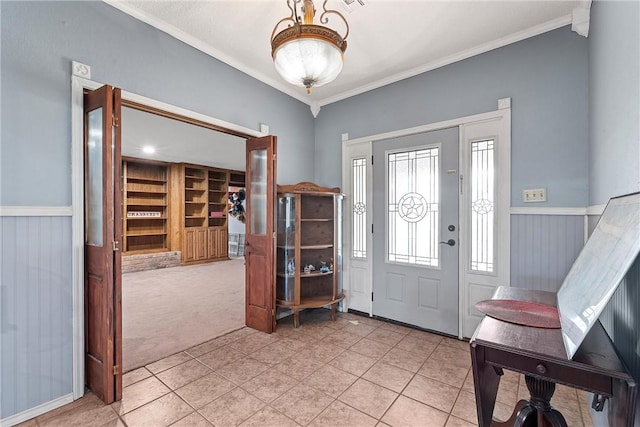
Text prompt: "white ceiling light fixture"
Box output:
[[142, 145, 156, 154], [271, 0, 349, 94]]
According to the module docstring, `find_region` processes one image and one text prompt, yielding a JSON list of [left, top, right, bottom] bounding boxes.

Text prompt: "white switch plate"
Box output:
[[523, 188, 547, 202]]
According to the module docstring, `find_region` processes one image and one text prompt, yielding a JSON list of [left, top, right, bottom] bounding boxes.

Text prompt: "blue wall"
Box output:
[[588, 1, 640, 205], [0, 1, 315, 420], [0, 1, 316, 207], [314, 27, 590, 208]]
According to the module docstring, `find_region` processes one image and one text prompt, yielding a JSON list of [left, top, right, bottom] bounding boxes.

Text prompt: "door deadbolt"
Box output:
[[448, 225, 456, 232]]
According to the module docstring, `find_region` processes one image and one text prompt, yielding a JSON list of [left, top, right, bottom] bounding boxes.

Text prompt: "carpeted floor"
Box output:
[[122, 257, 245, 372]]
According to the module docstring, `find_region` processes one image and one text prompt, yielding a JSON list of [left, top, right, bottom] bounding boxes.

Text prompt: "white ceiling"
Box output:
[[106, 0, 589, 114], [122, 106, 246, 170]]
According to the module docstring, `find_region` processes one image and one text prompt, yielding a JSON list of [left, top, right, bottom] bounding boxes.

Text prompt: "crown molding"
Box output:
[[316, 14, 572, 107]]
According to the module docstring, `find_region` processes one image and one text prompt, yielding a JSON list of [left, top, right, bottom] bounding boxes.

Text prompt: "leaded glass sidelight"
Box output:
[[388, 147, 439, 266], [470, 139, 495, 272], [352, 157, 367, 258]]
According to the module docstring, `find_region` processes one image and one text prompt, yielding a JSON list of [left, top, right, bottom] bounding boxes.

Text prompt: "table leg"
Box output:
[[330, 303, 337, 321], [293, 309, 300, 328], [608, 378, 638, 427], [471, 343, 501, 426]]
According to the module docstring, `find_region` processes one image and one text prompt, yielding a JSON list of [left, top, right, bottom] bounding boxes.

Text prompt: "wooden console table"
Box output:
[[470, 286, 637, 427]]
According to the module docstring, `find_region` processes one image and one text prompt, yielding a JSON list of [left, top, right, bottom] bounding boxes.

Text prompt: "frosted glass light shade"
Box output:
[[273, 37, 344, 91]]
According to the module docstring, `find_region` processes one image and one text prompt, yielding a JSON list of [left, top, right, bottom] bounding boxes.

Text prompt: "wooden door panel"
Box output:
[[245, 136, 277, 333], [196, 228, 207, 260], [84, 85, 122, 403]]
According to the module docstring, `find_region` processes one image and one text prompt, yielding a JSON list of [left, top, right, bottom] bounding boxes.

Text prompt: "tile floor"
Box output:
[[20, 310, 595, 427]]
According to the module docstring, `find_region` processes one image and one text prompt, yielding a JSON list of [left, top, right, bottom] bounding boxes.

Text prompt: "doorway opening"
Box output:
[[73, 78, 272, 402]]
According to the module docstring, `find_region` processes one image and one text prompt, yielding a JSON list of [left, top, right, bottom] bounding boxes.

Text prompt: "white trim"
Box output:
[[510, 207, 586, 216], [0, 206, 73, 216], [317, 16, 572, 108], [70, 74, 267, 404], [0, 393, 73, 427], [344, 110, 504, 147], [586, 204, 606, 216]]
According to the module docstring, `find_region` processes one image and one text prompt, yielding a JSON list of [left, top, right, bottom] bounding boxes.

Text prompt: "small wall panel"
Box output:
[[0, 216, 73, 419], [510, 214, 584, 292]]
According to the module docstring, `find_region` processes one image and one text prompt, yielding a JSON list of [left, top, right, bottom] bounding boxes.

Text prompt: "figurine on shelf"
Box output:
[[287, 258, 295, 275], [329, 258, 334, 272], [303, 264, 316, 274], [319, 261, 330, 273]]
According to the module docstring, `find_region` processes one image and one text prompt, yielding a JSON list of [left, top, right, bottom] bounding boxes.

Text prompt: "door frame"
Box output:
[[71, 76, 266, 398], [341, 99, 511, 339]]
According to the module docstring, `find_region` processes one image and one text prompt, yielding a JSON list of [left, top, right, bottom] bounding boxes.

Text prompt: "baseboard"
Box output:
[[0, 393, 74, 427]]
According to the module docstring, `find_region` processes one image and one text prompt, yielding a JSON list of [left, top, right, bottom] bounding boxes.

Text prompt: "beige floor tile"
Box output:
[[419, 359, 470, 388], [38, 398, 118, 427], [273, 353, 326, 381], [321, 329, 364, 349], [157, 359, 213, 390], [196, 345, 245, 370], [174, 372, 236, 409], [308, 400, 378, 427], [323, 316, 355, 330], [170, 412, 213, 427], [328, 349, 378, 376], [341, 321, 378, 337], [500, 368, 520, 384], [215, 356, 270, 384], [199, 388, 265, 427], [407, 329, 445, 344], [185, 338, 225, 358], [382, 395, 449, 427], [240, 369, 299, 403], [445, 415, 477, 426], [461, 371, 475, 394], [349, 338, 393, 359], [439, 337, 471, 352], [276, 336, 311, 353], [122, 393, 193, 427], [305, 364, 358, 397], [362, 362, 414, 393], [450, 391, 479, 424], [272, 383, 334, 425], [146, 352, 194, 374], [98, 418, 126, 427], [350, 316, 386, 328], [403, 374, 460, 413], [395, 335, 439, 356], [366, 328, 406, 347], [214, 327, 259, 346], [297, 342, 347, 363], [249, 340, 297, 365], [376, 321, 412, 335], [429, 346, 472, 369], [339, 378, 399, 419], [239, 406, 300, 427], [382, 347, 429, 373], [112, 376, 171, 415], [123, 367, 153, 388], [229, 332, 280, 355], [496, 379, 518, 406]]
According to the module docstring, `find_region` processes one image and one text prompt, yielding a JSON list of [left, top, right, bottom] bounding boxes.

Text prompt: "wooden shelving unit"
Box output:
[[275, 182, 344, 328], [122, 158, 169, 254]]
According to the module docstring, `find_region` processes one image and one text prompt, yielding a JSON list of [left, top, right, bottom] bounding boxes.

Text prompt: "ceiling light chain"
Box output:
[[271, 0, 349, 94]]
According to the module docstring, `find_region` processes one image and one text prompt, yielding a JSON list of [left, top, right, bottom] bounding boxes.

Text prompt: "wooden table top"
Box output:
[[471, 286, 632, 381]]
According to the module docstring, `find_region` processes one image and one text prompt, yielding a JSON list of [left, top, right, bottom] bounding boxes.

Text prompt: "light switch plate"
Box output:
[[523, 188, 547, 202]]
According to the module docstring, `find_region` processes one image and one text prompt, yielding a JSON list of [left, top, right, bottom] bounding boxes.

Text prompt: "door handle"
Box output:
[[439, 239, 456, 247]]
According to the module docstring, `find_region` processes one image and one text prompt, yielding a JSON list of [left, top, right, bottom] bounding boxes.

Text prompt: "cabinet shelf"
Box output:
[[126, 231, 167, 237], [301, 218, 332, 222], [301, 244, 333, 250], [127, 202, 167, 207], [185, 201, 206, 205], [185, 188, 206, 192], [127, 189, 166, 195], [126, 216, 167, 220], [127, 177, 166, 184]]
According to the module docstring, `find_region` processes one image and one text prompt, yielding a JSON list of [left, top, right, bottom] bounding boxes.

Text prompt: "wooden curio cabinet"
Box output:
[[276, 182, 344, 327]]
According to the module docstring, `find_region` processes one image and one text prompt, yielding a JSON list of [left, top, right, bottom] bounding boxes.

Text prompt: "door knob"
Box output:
[[439, 239, 456, 246]]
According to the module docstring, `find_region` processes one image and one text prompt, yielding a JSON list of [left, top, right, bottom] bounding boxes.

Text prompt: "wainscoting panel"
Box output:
[[0, 216, 73, 419], [510, 214, 584, 292]]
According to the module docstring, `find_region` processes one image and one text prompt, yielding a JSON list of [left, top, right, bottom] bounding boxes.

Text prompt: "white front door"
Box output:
[[372, 128, 459, 335]]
